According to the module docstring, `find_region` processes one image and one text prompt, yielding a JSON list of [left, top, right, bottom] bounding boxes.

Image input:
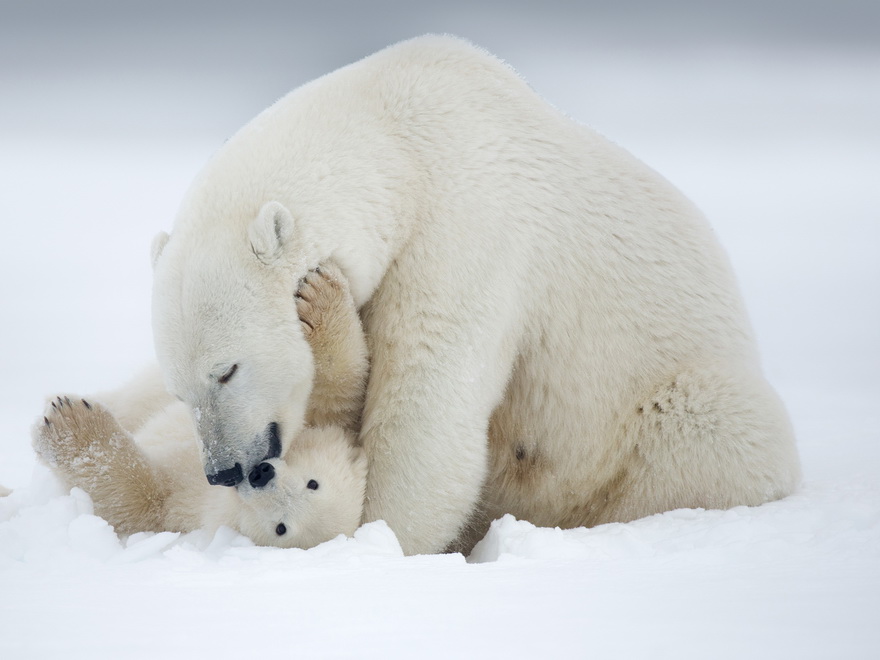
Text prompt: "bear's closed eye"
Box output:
[[218, 364, 238, 384]]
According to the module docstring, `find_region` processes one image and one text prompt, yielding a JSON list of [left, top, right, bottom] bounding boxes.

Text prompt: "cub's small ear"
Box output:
[[151, 231, 170, 270], [249, 202, 295, 265]]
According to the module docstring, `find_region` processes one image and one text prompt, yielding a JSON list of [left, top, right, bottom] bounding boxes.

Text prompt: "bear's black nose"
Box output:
[[248, 462, 276, 488]]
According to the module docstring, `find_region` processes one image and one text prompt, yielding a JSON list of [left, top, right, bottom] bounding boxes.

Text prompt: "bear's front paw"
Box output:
[[295, 263, 355, 339], [32, 397, 126, 470]]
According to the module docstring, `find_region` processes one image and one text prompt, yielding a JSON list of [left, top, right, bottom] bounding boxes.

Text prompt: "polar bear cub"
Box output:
[[33, 265, 369, 549]]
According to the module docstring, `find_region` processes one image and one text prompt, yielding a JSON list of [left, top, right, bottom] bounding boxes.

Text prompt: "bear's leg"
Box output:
[[33, 397, 169, 534], [296, 264, 369, 431], [358, 265, 515, 555], [588, 362, 801, 525]]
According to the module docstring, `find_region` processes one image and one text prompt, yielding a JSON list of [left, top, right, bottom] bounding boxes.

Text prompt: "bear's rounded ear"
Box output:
[[249, 202, 295, 265], [151, 231, 170, 270]]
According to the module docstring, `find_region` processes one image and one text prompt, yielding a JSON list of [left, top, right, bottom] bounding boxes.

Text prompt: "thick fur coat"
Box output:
[[34, 267, 369, 549], [147, 36, 799, 555]]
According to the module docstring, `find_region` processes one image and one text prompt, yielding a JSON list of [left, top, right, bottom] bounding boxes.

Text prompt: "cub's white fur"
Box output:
[[146, 36, 799, 555], [33, 397, 365, 549], [33, 266, 369, 549]]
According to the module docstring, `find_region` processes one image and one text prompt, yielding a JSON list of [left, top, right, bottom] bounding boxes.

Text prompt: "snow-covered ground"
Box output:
[[2, 3, 878, 658]]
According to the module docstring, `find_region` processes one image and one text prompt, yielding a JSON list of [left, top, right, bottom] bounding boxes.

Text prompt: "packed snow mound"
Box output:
[[3, 463, 878, 570], [470, 481, 880, 564], [0, 465, 404, 568]]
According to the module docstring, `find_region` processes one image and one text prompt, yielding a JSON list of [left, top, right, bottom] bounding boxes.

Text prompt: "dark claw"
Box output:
[[82, 399, 91, 409], [44, 416, 50, 426], [64, 396, 71, 406], [51, 401, 57, 410]]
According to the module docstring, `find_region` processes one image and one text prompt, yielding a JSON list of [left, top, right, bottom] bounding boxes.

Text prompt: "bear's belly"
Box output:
[[482, 363, 632, 530]]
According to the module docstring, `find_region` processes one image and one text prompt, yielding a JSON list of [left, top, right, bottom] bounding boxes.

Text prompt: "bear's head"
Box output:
[[230, 426, 367, 548], [151, 202, 316, 487]]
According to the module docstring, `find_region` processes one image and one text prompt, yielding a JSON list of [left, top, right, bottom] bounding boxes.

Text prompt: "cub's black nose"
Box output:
[[248, 462, 276, 488], [206, 463, 244, 487]]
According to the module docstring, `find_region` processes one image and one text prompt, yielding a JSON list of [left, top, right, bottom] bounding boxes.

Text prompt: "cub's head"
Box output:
[[231, 426, 367, 549], [151, 201, 315, 487]]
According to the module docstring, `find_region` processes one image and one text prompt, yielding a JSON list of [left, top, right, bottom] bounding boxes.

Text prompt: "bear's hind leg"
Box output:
[[33, 397, 169, 534], [591, 363, 801, 526]]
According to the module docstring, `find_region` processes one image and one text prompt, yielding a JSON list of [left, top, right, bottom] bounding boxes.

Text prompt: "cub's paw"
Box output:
[[32, 397, 126, 470], [296, 263, 356, 339]]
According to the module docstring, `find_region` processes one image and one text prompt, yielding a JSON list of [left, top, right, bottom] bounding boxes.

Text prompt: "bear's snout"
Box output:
[[248, 462, 276, 488]]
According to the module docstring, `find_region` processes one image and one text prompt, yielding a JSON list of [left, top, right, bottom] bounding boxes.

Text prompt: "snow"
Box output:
[[1, 4, 879, 658]]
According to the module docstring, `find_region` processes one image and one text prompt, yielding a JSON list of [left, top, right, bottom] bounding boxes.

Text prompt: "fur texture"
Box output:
[[33, 266, 369, 548], [147, 35, 799, 555]]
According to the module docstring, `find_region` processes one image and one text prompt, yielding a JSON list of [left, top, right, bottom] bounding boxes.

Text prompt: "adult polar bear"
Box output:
[[151, 35, 799, 555]]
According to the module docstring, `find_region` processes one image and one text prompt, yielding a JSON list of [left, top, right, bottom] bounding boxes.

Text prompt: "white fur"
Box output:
[[229, 428, 366, 549], [150, 36, 800, 555], [32, 396, 366, 549], [138, 404, 367, 548]]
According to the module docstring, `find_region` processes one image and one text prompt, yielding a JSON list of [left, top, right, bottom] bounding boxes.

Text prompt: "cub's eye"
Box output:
[[275, 523, 287, 536], [307, 479, 319, 490], [218, 364, 238, 384]]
